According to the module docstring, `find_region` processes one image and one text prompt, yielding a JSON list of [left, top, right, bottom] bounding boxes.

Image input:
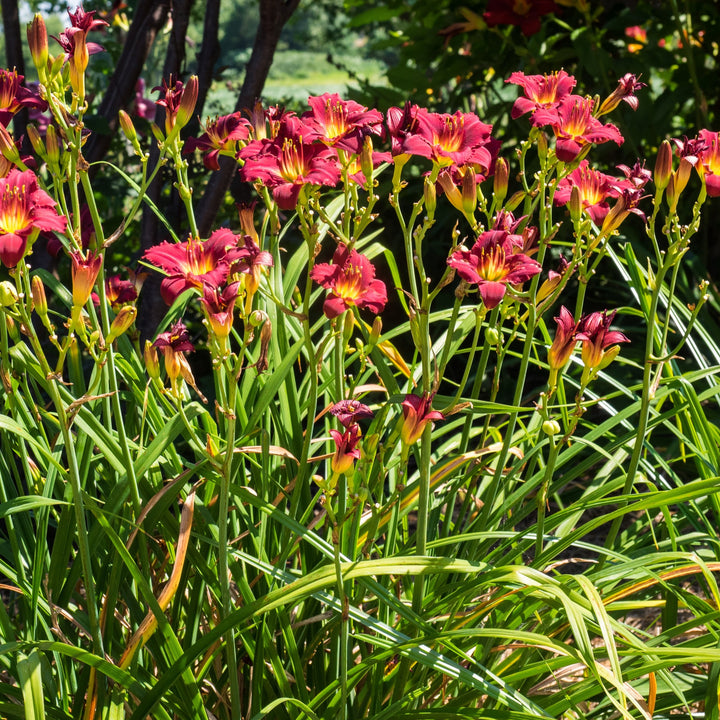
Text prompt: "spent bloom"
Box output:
[[0, 168, 66, 268], [310, 245, 387, 319], [447, 230, 541, 309], [532, 95, 624, 162], [330, 399, 374, 427], [143, 229, 244, 305], [400, 393, 444, 447], [506, 70, 576, 119]]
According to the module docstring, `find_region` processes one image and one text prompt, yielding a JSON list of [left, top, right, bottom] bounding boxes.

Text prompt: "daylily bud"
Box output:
[[237, 202, 259, 243], [69, 31, 89, 97], [674, 157, 693, 198], [654, 140, 673, 191], [45, 124, 59, 163], [31, 276, 47, 316], [493, 157, 509, 206], [0, 280, 18, 307], [537, 131, 548, 164], [360, 136, 374, 184], [249, 309, 267, 328], [26, 124, 45, 158], [144, 340, 160, 380], [342, 307, 355, 345], [151, 123, 164, 144], [27, 14, 49, 76], [542, 419, 561, 436], [423, 176, 436, 215], [601, 195, 629, 236], [461, 167, 477, 215], [118, 109, 137, 143], [569, 184, 583, 224], [175, 75, 198, 130], [437, 171, 463, 213], [0, 125, 20, 165], [485, 326, 499, 345], [71, 251, 102, 307], [255, 318, 272, 373], [368, 315, 382, 349], [106, 306, 137, 344]]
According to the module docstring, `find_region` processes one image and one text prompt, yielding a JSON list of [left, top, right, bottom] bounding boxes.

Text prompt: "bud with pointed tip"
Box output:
[[144, 340, 160, 380], [493, 157, 509, 206], [654, 140, 672, 191], [106, 306, 137, 344], [423, 176, 436, 215], [45, 124, 59, 163], [461, 167, 477, 216], [0, 125, 20, 165], [175, 75, 198, 131], [31, 276, 47, 317], [26, 124, 45, 158], [27, 14, 49, 77]]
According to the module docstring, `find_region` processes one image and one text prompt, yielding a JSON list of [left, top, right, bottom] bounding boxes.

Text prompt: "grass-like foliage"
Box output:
[[2, 10, 720, 720]]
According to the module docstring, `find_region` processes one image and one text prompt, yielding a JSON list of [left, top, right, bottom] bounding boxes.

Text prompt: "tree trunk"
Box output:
[[84, 0, 171, 165], [195, 0, 301, 237]]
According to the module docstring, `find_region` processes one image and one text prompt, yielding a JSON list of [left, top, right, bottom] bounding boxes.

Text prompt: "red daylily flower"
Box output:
[[484, 0, 560, 37], [143, 229, 243, 305], [330, 422, 362, 476], [693, 130, 720, 197], [576, 310, 629, 371], [0, 69, 46, 126], [152, 320, 196, 386], [68, 6, 109, 33], [400, 109, 495, 169], [105, 275, 138, 309], [302, 93, 384, 154], [310, 245, 387, 319], [239, 116, 341, 209], [386, 102, 422, 157], [598, 73, 646, 115], [200, 281, 240, 341], [548, 305, 579, 370], [506, 70, 576, 119], [233, 235, 274, 297], [447, 230, 542, 308], [153, 75, 198, 135], [0, 169, 66, 268], [400, 393, 444, 446], [532, 95, 624, 162], [185, 112, 252, 170], [330, 399, 373, 428], [71, 250, 102, 306], [554, 160, 624, 225]]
